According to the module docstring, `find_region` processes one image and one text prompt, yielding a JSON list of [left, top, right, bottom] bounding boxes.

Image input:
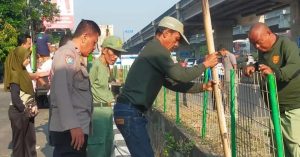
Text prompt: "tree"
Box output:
[[0, 0, 27, 31], [0, 20, 18, 62], [28, 0, 60, 32], [0, 0, 59, 62], [0, 0, 59, 79], [0, 0, 59, 32]]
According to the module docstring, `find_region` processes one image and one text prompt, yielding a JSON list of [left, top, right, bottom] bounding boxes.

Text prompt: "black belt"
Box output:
[[117, 97, 147, 113]]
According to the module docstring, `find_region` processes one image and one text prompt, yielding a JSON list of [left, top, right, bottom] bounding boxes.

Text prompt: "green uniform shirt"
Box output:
[[89, 59, 114, 103], [119, 38, 206, 109], [258, 36, 300, 110]]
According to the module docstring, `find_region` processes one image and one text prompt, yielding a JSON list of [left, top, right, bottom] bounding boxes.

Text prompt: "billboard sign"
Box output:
[[44, 0, 74, 30]]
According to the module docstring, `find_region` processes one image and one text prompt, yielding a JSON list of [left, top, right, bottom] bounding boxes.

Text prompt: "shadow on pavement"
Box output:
[[35, 109, 53, 157]]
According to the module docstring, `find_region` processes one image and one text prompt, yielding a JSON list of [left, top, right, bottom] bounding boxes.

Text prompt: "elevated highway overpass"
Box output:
[[124, 0, 299, 57]]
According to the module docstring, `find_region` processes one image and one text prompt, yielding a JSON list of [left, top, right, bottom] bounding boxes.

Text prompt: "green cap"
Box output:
[[158, 16, 189, 44], [102, 36, 127, 52]]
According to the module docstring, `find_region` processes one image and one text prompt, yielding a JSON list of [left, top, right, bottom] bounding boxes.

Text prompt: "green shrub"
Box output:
[[164, 132, 195, 157]]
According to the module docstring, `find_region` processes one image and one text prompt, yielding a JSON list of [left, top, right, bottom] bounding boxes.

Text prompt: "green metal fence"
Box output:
[[112, 65, 131, 83], [155, 69, 284, 157], [115, 65, 284, 156]]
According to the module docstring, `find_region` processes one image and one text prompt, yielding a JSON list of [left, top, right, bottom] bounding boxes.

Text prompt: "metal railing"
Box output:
[[155, 69, 284, 157], [114, 66, 284, 157]]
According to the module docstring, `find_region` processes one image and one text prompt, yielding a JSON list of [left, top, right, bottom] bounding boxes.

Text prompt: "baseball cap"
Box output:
[[102, 36, 127, 52], [158, 16, 189, 44]]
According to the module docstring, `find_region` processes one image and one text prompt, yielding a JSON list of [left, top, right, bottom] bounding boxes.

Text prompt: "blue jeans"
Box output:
[[113, 103, 154, 157]]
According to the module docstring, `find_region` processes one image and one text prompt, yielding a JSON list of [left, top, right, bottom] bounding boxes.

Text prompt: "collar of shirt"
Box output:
[[80, 56, 87, 67], [99, 59, 110, 74], [67, 41, 81, 56], [66, 41, 88, 67]]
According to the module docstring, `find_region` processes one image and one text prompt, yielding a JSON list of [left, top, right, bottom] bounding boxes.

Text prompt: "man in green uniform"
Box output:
[[244, 22, 300, 157], [87, 36, 126, 157], [113, 16, 218, 157]]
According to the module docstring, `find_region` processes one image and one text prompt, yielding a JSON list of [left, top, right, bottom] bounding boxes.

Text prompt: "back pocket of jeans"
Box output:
[[114, 116, 130, 138]]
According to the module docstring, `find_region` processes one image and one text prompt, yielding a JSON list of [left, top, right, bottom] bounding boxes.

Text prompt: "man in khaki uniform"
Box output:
[[87, 36, 127, 157], [49, 19, 101, 157]]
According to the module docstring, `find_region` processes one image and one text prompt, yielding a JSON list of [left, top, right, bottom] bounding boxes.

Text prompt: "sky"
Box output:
[[73, 0, 179, 41]]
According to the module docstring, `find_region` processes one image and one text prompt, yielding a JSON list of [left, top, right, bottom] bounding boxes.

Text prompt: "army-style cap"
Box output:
[[102, 36, 127, 52], [158, 16, 189, 44]]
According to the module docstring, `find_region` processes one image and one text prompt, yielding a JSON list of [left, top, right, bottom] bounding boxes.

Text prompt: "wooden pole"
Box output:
[[201, 0, 231, 156]]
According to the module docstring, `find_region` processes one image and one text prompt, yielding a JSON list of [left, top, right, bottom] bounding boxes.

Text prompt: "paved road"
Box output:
[[0, 84, 53, 157], [0, 83, 130, 157]]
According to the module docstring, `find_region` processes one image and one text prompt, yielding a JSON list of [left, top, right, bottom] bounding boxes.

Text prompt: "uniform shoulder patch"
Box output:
[[65, 56, 74, 64], [272, 55, 280, 64]]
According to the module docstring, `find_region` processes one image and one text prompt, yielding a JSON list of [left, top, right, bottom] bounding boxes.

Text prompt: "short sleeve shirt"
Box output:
[[36, 32, 50, 56]]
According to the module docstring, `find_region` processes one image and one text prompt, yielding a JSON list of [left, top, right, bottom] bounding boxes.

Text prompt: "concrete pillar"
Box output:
[[290, 0, 300, 43], [176, 3, 180, 20], [214, 24, 233, 52], [235, 15, 265, 38], [189, 31, 206, 59], [175, 2, 190, 59], [237, 15, 264, 25]]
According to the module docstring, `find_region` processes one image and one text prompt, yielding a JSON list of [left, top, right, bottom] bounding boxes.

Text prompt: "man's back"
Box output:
[[222, 52, 236, 71], [36, 32, 50, 56]]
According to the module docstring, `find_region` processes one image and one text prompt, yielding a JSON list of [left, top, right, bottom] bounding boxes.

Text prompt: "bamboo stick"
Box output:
[[201, 0, 231, 156]]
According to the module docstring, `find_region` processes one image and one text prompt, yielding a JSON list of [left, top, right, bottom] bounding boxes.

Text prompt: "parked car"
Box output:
[[184, 58, 197, 67], [246, 54, 255, 65], [236, 53, 256, 69], [188, 57, 224, 77], [215, 63, 224, 76]]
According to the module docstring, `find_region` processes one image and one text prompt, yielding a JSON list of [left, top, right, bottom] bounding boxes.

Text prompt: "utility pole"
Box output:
[[123, 29, 134, 42], [27, 0, 32, 37]]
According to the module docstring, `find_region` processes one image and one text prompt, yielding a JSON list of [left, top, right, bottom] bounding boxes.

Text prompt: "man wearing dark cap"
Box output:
[[113, 16, 218, 157], [35, 25, 51, 57], [87, 36, 126, 157]]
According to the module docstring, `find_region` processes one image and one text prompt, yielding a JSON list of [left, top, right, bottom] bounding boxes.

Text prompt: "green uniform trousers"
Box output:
[[87, 106, 114, 157], [281, 108, 300, 157]]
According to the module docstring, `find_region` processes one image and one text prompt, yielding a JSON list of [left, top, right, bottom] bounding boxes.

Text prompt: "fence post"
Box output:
[[126, 65, 129, 80], [267, 74, 284, 157], [230, 69, 236, 157], [124, 65, 127, 81], [202, 69, 209, 138], [164, 87, 167, 113], [122, 65, 125, 82], [176, 92, 180, 124], [113, 66, 117, 80], [31, 44, 37, 72]]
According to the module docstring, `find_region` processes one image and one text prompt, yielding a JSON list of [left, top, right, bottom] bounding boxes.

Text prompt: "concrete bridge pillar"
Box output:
[[237, 15, 265, 25], [290, 0, 300, 43], [214, 24, 233, 52]]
